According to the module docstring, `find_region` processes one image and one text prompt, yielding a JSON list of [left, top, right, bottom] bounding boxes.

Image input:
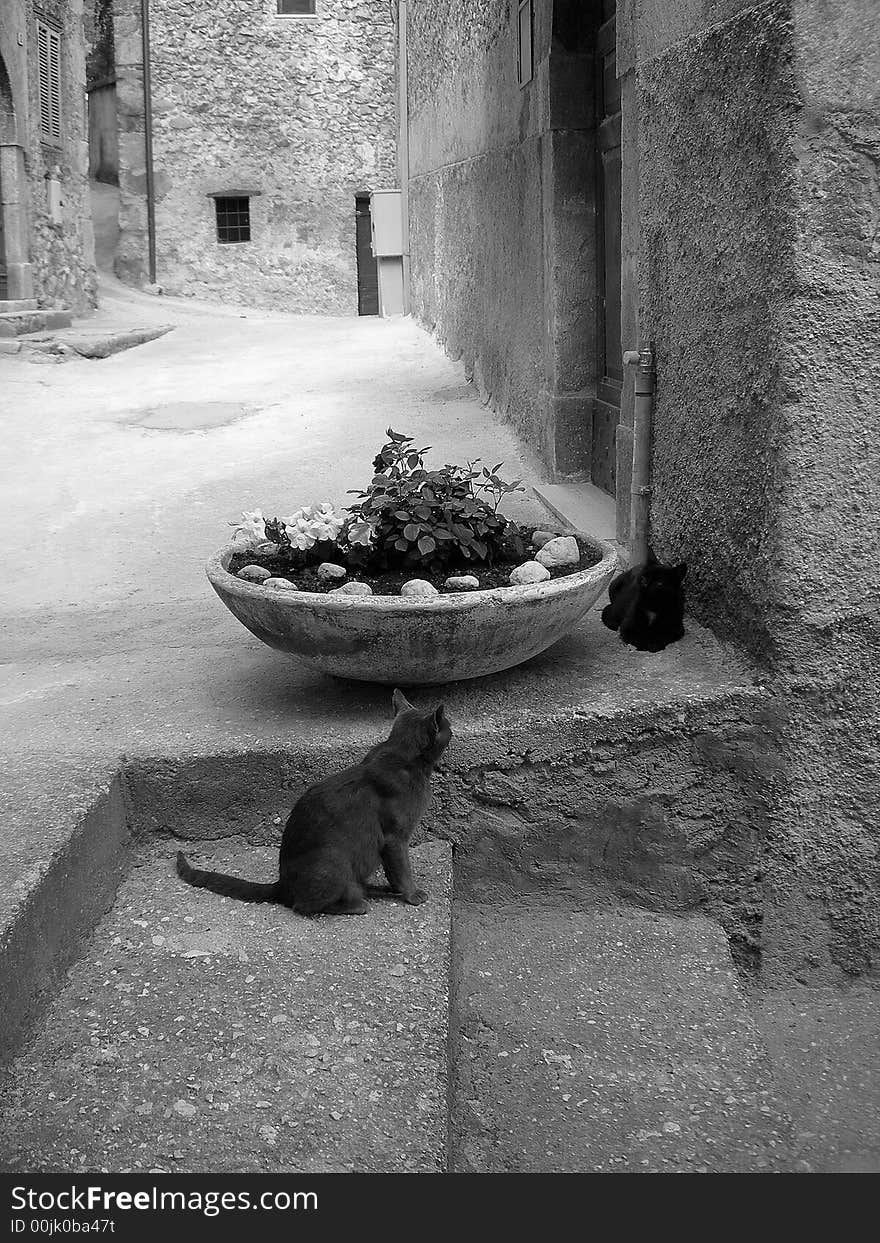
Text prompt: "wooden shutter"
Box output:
[[37, 22, 62, 144]]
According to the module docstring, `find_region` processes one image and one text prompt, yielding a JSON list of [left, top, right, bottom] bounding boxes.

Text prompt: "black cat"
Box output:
[[601, 548, 686, 652], [177, 690, 452, 915]]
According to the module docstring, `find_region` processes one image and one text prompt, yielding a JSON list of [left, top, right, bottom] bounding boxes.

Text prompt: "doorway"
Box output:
[[355, 193, 379, 316], [592, 0, 622, 496]]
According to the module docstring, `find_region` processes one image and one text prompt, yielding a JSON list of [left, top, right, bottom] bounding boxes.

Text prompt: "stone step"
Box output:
[[0, 299, 38, 313], [0, 308, 73, 336], [532, 481, 619, 546], [0, 840, 452, 1173], [21, 323, 174, 359], [452, 902, 792, 1172]]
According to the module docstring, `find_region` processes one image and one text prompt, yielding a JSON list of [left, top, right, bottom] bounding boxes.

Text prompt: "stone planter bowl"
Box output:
[[207, 531, 620, 685]]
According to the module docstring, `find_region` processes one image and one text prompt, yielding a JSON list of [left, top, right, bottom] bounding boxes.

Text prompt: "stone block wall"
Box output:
[[115, 0, 398, 312], [407, 0, 598, 477]]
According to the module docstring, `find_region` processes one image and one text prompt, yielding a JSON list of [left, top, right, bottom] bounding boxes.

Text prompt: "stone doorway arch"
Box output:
[[0, 50, 33, 302]]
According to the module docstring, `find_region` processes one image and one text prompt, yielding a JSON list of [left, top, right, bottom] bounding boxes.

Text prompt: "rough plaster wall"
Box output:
[[637, 0, 879, 656], [756, 0, 880, 984], [762, 641, 880, 983], [116, 0, 397, 311], [444, 700, 778, 975], [637, 2, 799, 661], [407, 0, 555, 465], [779, 0, 880, 625], [634, 0, 880, 982], [24, 0, 96, 310]]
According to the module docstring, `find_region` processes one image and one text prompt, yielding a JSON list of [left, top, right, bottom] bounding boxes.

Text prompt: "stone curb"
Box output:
[[18, 324, 175, 361]]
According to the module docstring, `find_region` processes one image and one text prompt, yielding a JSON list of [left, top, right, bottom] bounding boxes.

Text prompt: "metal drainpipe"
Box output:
[[140, 0, 157, 284], [623, 345, 656, 565]]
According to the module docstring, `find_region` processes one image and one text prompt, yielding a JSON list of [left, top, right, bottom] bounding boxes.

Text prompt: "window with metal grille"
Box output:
[[276, 1, 317, 15], [517, 0, 534, 87], [214, 196, 251, 244], [37, 21, 62, 144]]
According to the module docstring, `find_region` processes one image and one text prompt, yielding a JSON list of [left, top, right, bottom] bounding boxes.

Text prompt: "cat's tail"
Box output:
[[176, 851, 282, 904]]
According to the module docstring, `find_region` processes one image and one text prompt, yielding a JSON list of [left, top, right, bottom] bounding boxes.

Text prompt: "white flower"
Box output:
[[283, 515, 317, 550], [230, 508, 267, 545], [282, 502, 344, 547], [310, 504, 344, 541], [311, 517, 344, 542]]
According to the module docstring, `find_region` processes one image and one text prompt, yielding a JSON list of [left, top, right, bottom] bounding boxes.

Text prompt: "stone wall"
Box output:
[[407, 0, 598, 476], [27, 0, 96, 309], [0, 1, 95, 310], [115, 0, 398, 312]]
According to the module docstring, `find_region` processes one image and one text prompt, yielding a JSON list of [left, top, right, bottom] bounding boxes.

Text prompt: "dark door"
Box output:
[[592, 0, 622, 496], [355, 194, 379, 316]]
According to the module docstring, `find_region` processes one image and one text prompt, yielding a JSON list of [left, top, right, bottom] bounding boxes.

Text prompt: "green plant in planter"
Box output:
[[230, 429, 527, 577], [344, 429, 527, 575]]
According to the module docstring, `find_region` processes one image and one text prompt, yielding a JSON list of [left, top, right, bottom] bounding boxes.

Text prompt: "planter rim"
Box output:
[[207, 532, 619, 614]]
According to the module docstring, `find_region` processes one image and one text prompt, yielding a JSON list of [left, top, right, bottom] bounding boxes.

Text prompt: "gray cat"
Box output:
[[177, 690, 451, 915]]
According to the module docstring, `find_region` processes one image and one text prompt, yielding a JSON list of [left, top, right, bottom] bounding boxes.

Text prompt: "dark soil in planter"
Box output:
[[227, 529, 603, 597]]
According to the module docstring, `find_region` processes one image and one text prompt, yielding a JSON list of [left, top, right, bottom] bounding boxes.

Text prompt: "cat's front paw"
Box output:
[[404, 887, 428, 906]]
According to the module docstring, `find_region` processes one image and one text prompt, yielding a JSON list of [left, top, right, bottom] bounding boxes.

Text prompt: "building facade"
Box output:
[[406, 0, 880, 985], [0, 0, 96, 311], [97, 0, 399, 314]]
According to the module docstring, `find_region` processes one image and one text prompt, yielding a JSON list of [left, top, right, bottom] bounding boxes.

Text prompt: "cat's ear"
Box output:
[[645, 546, 658, 565], [675, 562, 688, 582], [392, 688, 414, 715], [432, 703, 446, 730]]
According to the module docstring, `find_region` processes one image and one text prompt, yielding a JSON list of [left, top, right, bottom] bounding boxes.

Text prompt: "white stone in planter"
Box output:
[[329, 581, 373, 596], [255, 541, 280, 556], [237, 564, 272, 583], [317, 562, 347, 581], [264, 577, 298, 590], [509, 561, 551, 585], [535, 536, 581, 568], [401, 579, 440, 597], [531, 529, 558, 549], [445, 575, 480, 591]]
